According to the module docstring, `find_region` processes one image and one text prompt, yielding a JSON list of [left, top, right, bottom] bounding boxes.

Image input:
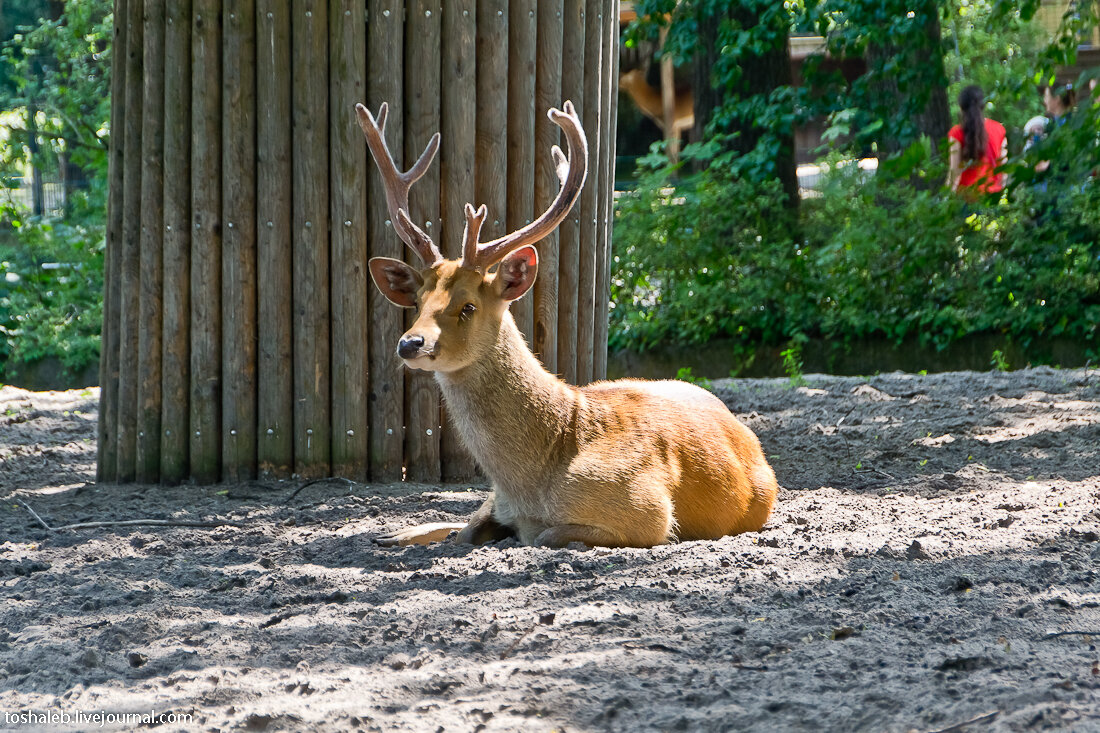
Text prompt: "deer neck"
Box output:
[[435, 312, 576, 484]]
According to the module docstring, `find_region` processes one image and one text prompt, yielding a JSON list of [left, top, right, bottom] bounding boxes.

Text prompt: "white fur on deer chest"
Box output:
[[490, 487, 554, 542]]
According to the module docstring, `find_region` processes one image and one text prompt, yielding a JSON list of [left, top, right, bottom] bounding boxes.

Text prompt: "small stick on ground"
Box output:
[[54, 519, 243, 530], [1038, 630, 1099, 640], [499, 625, 536, 660], [855, 467, 895, 481], [284, 476, 357, 503], [923, 710, 999, 733], [16, 499, 243, 531], [17, 499, 52, 531]]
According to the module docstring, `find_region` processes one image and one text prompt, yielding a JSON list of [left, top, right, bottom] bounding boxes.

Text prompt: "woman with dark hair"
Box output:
[[1034, 83, 1077, 176], [947, 85, 1007, 199], [1043, 82, 1076, 123]]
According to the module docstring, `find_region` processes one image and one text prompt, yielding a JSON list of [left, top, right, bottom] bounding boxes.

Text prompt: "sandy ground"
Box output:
[[1, 368, 1098, 733]]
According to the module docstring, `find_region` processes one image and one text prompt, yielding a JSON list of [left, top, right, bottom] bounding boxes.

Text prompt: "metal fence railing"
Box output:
[[4, 177, 68, 217]]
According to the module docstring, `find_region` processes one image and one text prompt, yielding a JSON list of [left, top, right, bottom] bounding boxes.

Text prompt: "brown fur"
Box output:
[[375, 260, 778, 549], [361, 100, 776, 549], [618, 69, 695, 136]]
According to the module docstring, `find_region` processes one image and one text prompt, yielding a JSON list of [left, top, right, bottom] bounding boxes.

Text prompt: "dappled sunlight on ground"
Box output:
[[1, 369, 1098, 731]]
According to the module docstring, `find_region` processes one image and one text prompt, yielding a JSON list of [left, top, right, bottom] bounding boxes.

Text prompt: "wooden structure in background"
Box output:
[[100, 0, 620, 484]]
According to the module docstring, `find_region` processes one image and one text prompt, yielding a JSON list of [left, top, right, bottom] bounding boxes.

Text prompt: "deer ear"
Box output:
[[495, 246, 539, 302], [369, 256, 422, 308]]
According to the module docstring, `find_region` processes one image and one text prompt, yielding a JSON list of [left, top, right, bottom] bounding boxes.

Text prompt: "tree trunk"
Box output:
[[691, 5, 723, 147], [692, 1, 798, 207], [27, 103, 45, 217], [915, 9, 950, 147], [59, 149, 85, 218], [865, 1, 949, 165]]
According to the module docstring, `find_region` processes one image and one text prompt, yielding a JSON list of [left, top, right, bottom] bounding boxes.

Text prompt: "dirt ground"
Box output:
[[1, 368, 1099, 733]]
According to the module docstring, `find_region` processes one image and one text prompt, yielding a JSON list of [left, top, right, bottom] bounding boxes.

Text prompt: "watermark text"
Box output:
[[3, 709, 193, 728]]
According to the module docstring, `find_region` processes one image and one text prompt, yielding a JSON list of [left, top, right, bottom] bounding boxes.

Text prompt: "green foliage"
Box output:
[[798, 150, 981, 350], [611, 1, 1100, 369], [781, 341, 807, 387], [627, 1, 802, 188], [675, 366, 714, 391], [0, 212, 103, 376], [990, 349, 1009, 372], [1, 0, 112, 186], [0, 0, 111, 379], [612, 149, 1100, 357], [610, 149, 802, 353], [800, 0, 951, 157]]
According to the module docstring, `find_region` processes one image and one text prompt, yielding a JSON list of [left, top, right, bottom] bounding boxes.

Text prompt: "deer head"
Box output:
[[356, 101, 588, 373]]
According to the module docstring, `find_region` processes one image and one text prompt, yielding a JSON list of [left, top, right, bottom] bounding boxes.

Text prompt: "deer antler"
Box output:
[[461, 101, 588, 272], [355, 102, 443, 265]]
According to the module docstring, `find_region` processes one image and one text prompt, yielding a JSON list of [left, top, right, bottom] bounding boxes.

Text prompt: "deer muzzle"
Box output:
[[397, 335, 427, 360]]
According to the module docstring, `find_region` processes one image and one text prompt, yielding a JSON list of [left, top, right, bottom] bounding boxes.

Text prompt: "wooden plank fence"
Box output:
[[100, 0, 619, 485]]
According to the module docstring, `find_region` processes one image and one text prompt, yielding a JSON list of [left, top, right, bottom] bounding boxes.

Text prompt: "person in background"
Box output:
[[1023, 115, 1048, 153], [1044, 82, 1076, 123], [1035, 83, 1077, 175], [947, 85, 1007, 200]]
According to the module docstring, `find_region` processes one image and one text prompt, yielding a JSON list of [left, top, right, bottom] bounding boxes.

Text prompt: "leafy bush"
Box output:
[[0, 210, 103, 377], [0, 0, 111, 381], [610, 148, 802, 353], [611, 139, 1100, 360], [798, 150, 981, 350]]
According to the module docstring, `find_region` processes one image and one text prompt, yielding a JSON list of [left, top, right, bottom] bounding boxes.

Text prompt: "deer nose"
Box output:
[[397, 335, 425, 359]]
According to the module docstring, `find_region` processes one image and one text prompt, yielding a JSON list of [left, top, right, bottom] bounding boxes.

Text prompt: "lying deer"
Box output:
[[357, 100, 777, 549]]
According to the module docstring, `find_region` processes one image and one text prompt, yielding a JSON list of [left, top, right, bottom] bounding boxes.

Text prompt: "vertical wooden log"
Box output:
[[292, 0, 331, 478], [330, 0, 369, 481], [136, 0, 165, 483], [191, 0, 222, 483], [116, 0, 145, 482], [256, 0, 293, 478], [222, 0, 257, 481], [367, 0, 405, 482], [557, 0, 585, 385], [594, 0, 618, 380], [403, 0, 442, 483], [532, 0, 563, 373], [99, 0, 127, 482], [476, 0, 510, 362], [506, 0, 535, 347], [576, 0, 604, 386], [606, 7, 619, 363], [440, 0, 478, 481], [161, 0, 192, 484], [476, 0, 508, 248]]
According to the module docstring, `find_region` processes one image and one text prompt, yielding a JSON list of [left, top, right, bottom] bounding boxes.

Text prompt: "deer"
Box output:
[[356, 99, 777, 549], [618, 69, 694, 140]]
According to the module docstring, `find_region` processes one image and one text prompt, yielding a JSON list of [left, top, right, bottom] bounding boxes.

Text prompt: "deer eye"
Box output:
[[459, 303, 476, 321]]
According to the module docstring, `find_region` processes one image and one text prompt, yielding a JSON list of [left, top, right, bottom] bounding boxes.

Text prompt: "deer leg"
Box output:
[[454, 496, 516, 545], [533, 524, 623, 549], [373, 522, 466, 547], [374, 496, 514, 548]]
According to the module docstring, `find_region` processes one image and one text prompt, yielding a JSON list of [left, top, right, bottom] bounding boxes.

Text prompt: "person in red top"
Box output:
[[947, 85, 1007, 199]]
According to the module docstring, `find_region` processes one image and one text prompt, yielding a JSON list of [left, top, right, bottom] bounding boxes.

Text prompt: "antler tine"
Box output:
[[354, 102, 443, 265], [461, 203, 488, 266], [461, 101, 588, 271]]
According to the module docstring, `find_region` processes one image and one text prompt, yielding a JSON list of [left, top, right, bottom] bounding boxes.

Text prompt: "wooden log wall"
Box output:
[[100, 0, 619, 485]]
